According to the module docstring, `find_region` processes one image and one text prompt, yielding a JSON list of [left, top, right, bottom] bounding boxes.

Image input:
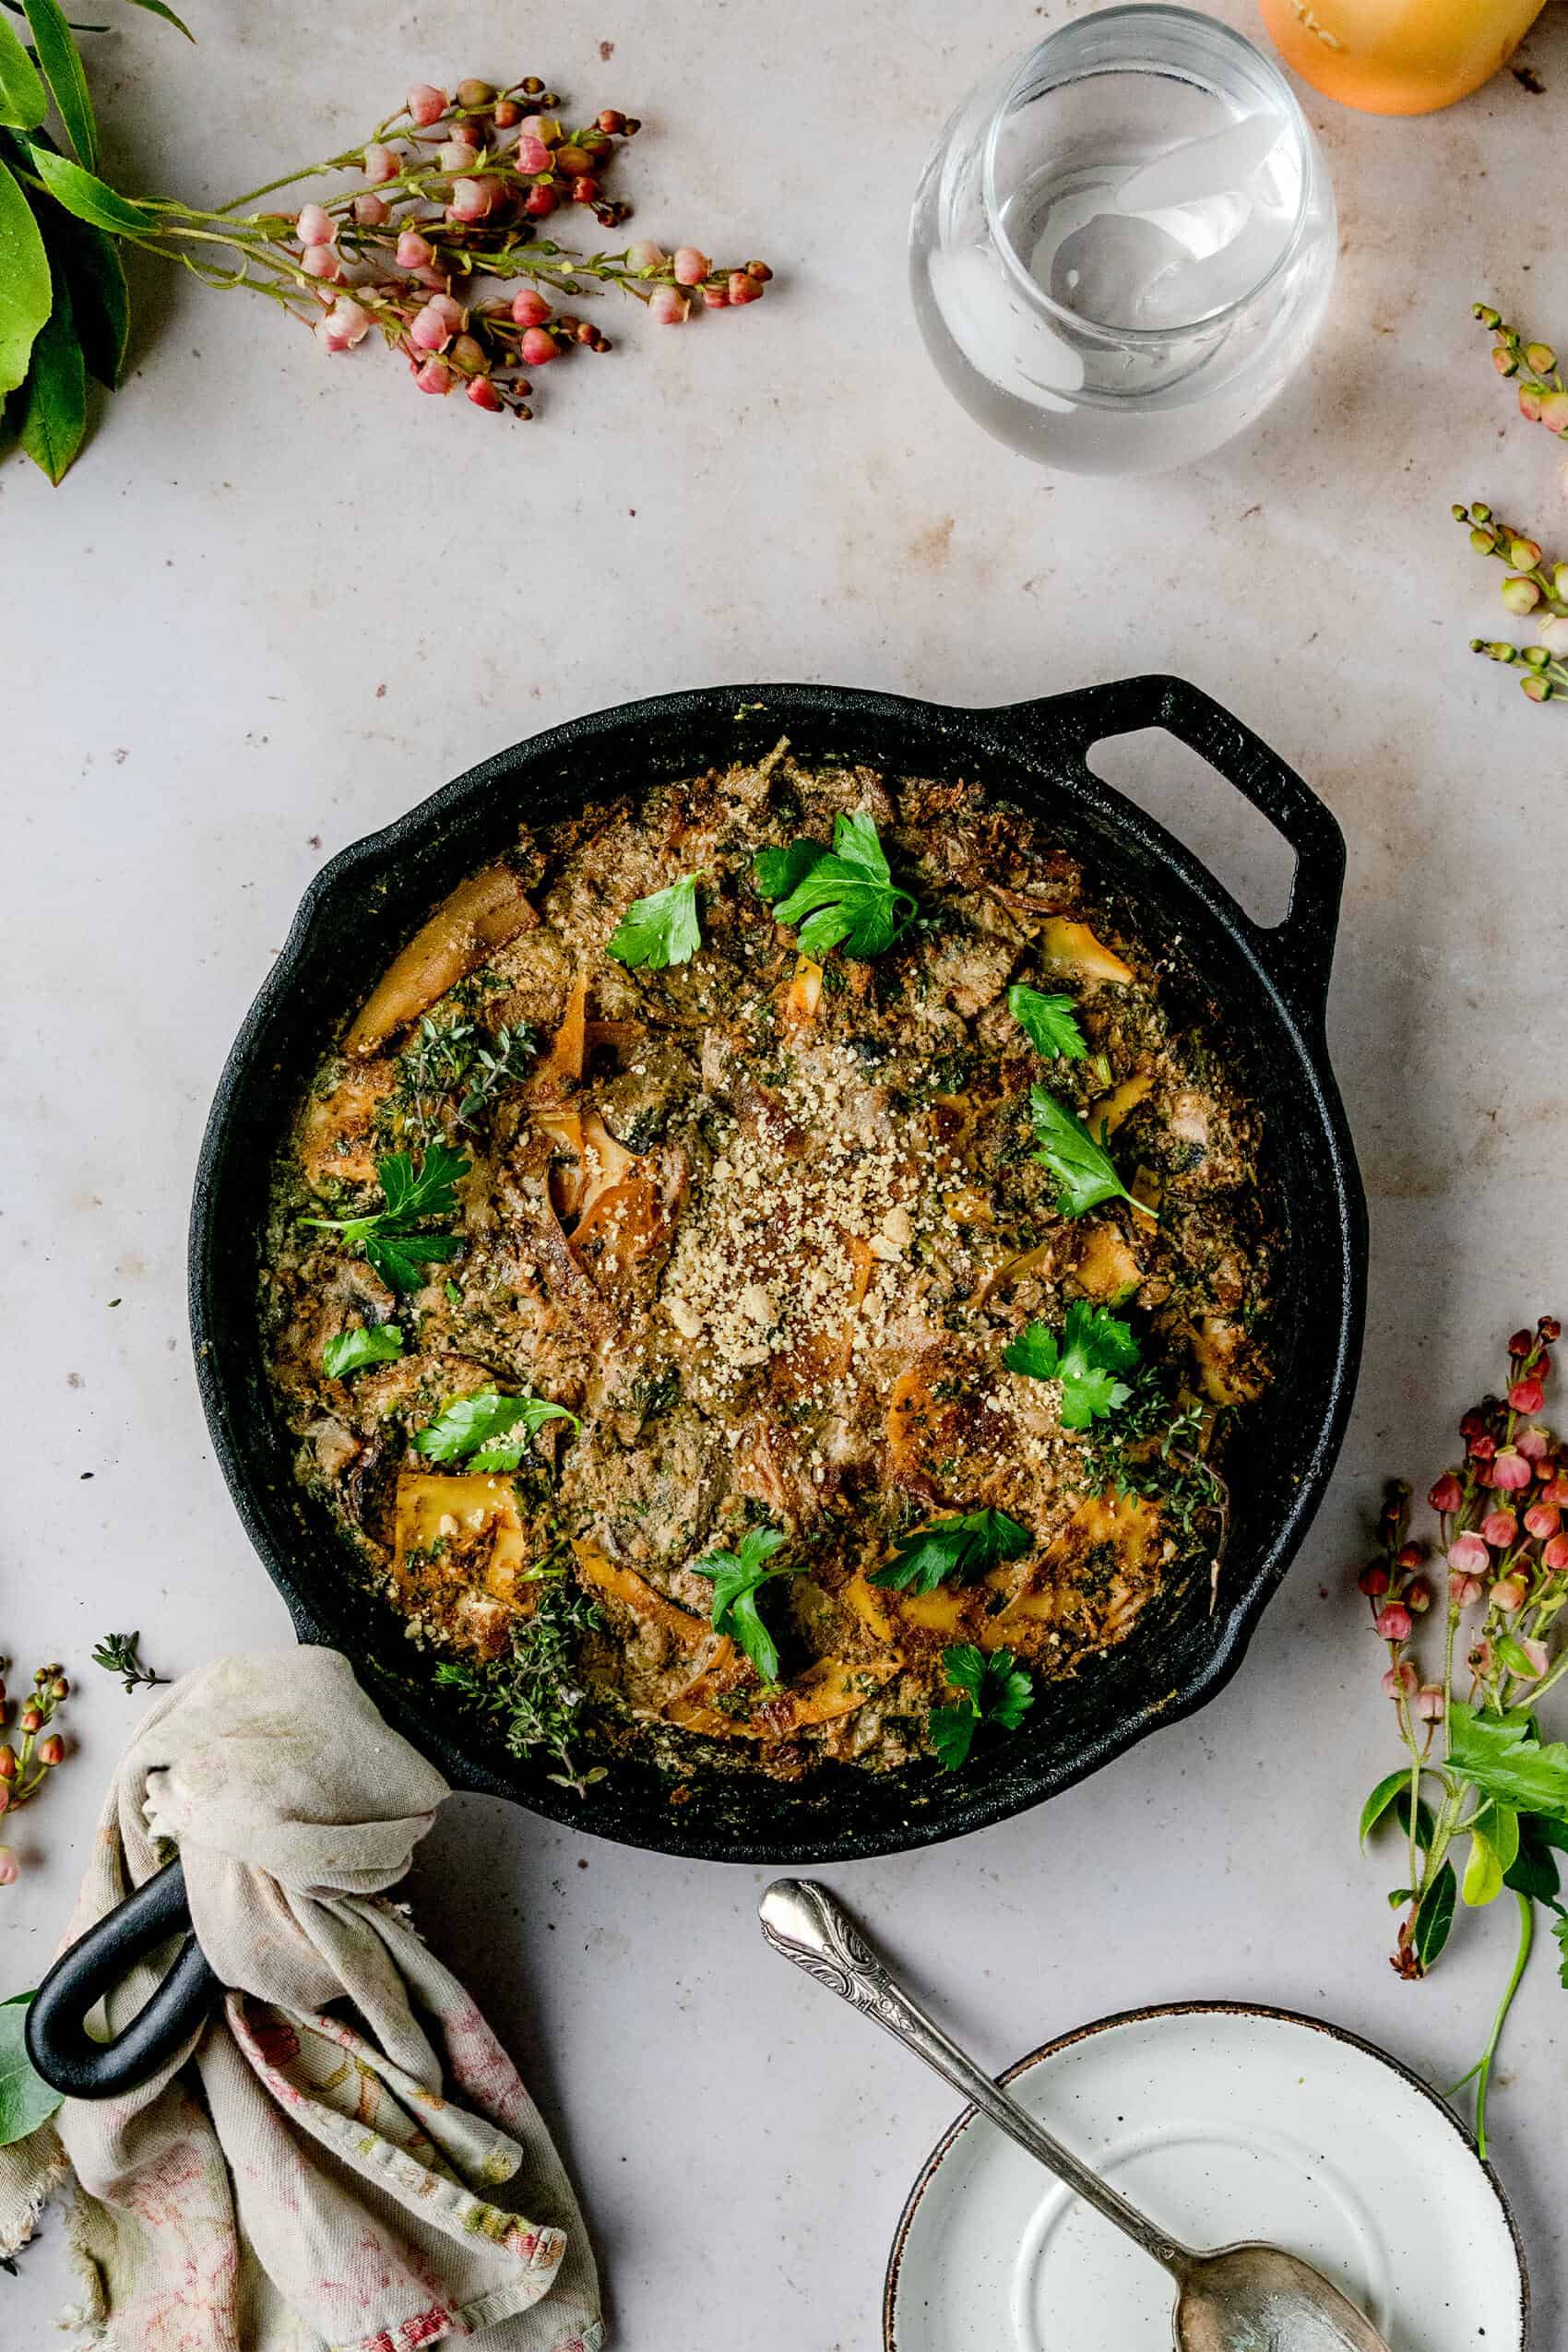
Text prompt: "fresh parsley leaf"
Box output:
[[1028, 1085, 1133, 1218], [761, 812, 919, 960], [301, 1141, 470, 1296], [930, 1644, 1034, 1771], [606, 873, 704, 970], [1004, 1301, 1141, 1430], [691, 1525, 796, 1685], [1008, 983, 1087, 1062], [322, 1323, 405, 1380], [413, 1389, 579, 1470], [1449, 1704, 1568, 1830], [871, 1508, 1031, 1597]]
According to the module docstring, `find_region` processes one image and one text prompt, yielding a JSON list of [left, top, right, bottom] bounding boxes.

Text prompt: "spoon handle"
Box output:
[[759, 1877, 1191, 2276]]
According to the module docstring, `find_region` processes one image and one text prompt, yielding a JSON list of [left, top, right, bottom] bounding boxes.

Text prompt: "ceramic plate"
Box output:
[[884, 2002, 1526, 2352]]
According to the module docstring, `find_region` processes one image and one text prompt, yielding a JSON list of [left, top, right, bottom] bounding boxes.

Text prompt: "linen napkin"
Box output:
[[0, 1648, 602, 2352]]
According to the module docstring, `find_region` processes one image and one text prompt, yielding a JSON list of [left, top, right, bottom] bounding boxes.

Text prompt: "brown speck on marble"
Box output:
[[599, 38, 614, 58], [908, 514, 955, 568], [375, 683, 386, 697], [1513, 62, 1545, 93], [113, 747, 128, 764], [309, 833, 323, 850], [66, 1372, 83, 1388]]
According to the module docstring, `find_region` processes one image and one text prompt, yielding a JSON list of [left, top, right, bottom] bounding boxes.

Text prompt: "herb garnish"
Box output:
[[930, 1644, 1033, 1770], [413, 1389, 579, 1474], [397, 1016, 537, 1140], [322, 1323, 404, 1380], [691, 1525, 798, 1685], [1008, 982, 1087, 1062], [90, 1631, 168, 1693], [754, 811, 918, 959], [871, 1508, 1031, 1597], [1028, 1085, 1138, 1219], [300, 1140, 469, 1294], [434, 1569, 605, 1793], [606, 873, 704, 970], [1004, 1303, 1141, 1430]]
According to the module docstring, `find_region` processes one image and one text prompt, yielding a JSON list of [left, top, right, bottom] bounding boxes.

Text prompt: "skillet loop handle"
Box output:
[[26, 1857, 222, 2101], [995, 674, 1346, 1032]]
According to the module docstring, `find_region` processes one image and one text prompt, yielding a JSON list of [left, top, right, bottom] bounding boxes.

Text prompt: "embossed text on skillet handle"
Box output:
[[758, 1877, 1192, 2278]]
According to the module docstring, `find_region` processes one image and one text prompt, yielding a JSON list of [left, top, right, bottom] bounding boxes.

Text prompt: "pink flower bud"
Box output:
[[449, 332, 485, 371], [518, 114, 559, 144], [625, 239, 665, 272], [1414, 1684, 1445, 1722], [1374, 1602, 1412, 1642], [649, 287, 689, 326], [0, 1848, 18, 1886], [519, 326, 558, 365], [1509, 1378, 1545, 1414], [408, 83, 448, 128], [353, 193, 390, 227], [18, 1709, 40, 1735], [1447, 1533, 1490, 1576], [523, 185, 558, 217], [321, 296, 371, 350], [672, 246, 710, 287], [437, 139, 481, 176], [1428, 1473, 1464, 1514], [0, 1784, 8, 1816], [1544, 1476, 1568, 1505], [410, 302, 455, 352], [468, 375, 503, 410], [302, 245, 341, 281], [1382, 1660, 1418, 1699], [514, 134, 550, 174], [1406, 1575, 1433, 1613], [701, 285, 729, 308], [449, 176, 496, 222], [1358, 1564, 1389, 1596], [1515, 1636, 1550, 1677], [38, 1734, 64, 1767], [1480, 1509, 1518, 1548], [1540, 389, 1568, 434], [396, 231, 435, 269], [511, 288, 552, 327], [493, 100, 520, 128], [1525, 1503, 1561, 1539], [1492, 1448, 1532, 1491], [0, 1747, 13, 1783], [1450, 1572, 1484, 1607], [1538, 614, 1568, 655], [1543, 1532, 1568, 1572], [296, 202, 336, 248], [1491, 1574, 1528, 1612], [1468, 1431, 1497, 1461], [363, 143, 400, 184], [1516, 1424, 1551, 1461], [728, 269, 762, 304], [412, 355, 452, 395]]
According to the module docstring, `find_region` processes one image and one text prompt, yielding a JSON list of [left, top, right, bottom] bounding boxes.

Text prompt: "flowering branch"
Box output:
[[1354, 1317, 1568, 2157], [22, 75, 773, 423], [0, 1657, 73, 1886], [1456, 306, 1568, 705]]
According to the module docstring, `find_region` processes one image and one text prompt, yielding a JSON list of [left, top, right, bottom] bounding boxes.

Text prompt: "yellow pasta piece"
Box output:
[[1039, 917, 1134, 984]]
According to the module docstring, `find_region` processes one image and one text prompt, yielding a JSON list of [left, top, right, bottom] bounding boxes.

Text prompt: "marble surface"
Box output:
[[5, 0, 1568, 2343]]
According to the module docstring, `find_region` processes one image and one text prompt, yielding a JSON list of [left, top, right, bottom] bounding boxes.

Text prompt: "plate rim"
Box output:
[[882, 1996, 1529, 2352]]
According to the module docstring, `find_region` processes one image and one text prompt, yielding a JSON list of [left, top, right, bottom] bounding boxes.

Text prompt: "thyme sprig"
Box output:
[[433, 1565, 605, 1794]]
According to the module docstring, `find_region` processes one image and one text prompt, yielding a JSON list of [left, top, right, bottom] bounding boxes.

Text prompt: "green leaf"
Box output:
[[1505, 1814, 1562, 1906], [1360, 1768, 1410, 1846], [1008, 982, 1087, 1062], [120, 0, 194, 37], [1554, 1912, 1568, 1990], [1449, 1703, 1568, 1829], [1412, 1861, 1456, 1969], [44, 202, 126, 384], [871, 1507, 1031, 1597], [929, 1643, 1034, 1771], [1496, 1632, 1543, 1681], [322, 1323, 403, 1380], [23, 0, 95, 168], [753, 839, 820, 904], [1028, 1086, 1133, 1219], [28, 141, 159, 232], [302, 1142, 469, 1295], [0, 13, 46, 126], [692, 1525, 795, 1685], [1489, 1802, 1520, 1876], [605, 872, 703, 971], [0, 153, 50, 394], [0, 1993, 63, 2147], [377, 1138, 469, 1221], [766, 812, 918, 959], [16, 260, 83, 480], [1462, 1825, 1505, 1909], [413, 1388, 578, 1468], [364, 1229, 460, 1294], [1004, 1301, 1140, 1430], [1394, 1787, 1436, 1852]]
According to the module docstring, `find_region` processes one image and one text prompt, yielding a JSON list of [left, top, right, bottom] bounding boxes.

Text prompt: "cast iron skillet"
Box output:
[[186, 675, 1366, 1866]]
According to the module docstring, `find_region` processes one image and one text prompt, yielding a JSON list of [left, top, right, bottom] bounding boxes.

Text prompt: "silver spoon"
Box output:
[[759, 1879, 1390, 2352]]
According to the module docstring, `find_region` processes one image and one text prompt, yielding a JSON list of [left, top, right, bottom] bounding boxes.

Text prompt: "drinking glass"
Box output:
[[909, 6, 1337, 474]]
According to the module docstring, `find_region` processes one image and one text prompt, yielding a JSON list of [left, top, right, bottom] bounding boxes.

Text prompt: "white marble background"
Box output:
[[5, 0, 1568, 2342]]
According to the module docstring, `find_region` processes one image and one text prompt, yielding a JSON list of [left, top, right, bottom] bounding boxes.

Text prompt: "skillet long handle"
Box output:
[[26, 1857, 221, 2099], [758, 1878, 1190, 2276]]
